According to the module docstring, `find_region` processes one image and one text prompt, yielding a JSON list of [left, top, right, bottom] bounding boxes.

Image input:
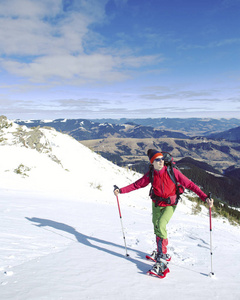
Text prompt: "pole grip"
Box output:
[[114, 185, 122, 218]]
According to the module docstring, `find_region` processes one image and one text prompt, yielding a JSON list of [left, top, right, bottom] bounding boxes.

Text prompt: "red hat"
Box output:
[[147, 149, 163, 164]]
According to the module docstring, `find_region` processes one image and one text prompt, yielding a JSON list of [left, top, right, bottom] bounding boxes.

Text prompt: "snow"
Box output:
[[41, 120, 54, 123], [0, 122, 240, 300]]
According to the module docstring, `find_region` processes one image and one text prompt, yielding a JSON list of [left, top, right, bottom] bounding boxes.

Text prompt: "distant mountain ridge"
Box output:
[[90, 117, 240, 136], [15, 117, 240, 140], [15, 118, 189, 140], [207, 126, 240, 143]]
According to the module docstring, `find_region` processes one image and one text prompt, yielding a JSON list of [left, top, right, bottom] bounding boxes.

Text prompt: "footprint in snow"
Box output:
[[4, 271, 14, 276]]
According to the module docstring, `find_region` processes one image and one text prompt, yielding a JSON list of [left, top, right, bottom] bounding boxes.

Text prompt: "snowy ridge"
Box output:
[[0, 118, 240, 299]]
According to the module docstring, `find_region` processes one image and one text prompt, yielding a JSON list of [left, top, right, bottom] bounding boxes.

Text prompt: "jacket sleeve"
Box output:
[[120, 173, 150, 194], [174, 169, 207, 201]]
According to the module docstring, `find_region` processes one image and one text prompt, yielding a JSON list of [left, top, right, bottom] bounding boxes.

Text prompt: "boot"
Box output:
[[147, 256, 170, 278], [146, 250, 171, 262]]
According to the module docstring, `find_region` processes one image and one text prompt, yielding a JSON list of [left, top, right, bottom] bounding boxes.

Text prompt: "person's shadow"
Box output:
[[25, 217, 150, 275]]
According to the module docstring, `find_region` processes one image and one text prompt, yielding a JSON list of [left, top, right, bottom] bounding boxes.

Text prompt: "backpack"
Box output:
[[149, 151, 185, 205]]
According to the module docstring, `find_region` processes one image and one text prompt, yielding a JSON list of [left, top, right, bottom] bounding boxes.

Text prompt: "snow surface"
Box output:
[[0, 124, 240, 300]]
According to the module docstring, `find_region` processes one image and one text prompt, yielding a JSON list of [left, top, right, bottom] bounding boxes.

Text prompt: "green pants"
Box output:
[[152, 202, 177, 239]]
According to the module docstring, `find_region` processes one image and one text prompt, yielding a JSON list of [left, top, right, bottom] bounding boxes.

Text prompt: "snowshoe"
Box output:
[[147, 261, 170, 279], [146, 250, 171, 262]]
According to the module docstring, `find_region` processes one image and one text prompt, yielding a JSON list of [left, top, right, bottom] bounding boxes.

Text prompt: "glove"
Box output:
[[113, 185, 121, 195]]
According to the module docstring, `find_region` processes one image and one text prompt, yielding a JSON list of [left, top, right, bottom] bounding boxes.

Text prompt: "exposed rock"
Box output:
[[1, 118, 62, 166], [0, 115, 13, 129]]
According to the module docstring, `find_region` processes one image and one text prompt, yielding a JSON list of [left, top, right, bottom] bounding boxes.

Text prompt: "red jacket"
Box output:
[[120, 166, 207, 207]]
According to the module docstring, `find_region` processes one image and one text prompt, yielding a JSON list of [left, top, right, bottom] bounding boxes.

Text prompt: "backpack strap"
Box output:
[[167, 165, 180, 203], [148, 164, 154, 196], [167, 164, 185, 202]]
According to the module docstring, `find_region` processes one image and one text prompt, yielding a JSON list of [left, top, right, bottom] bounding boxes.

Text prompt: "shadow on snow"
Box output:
[[25, 217, 150, 275]]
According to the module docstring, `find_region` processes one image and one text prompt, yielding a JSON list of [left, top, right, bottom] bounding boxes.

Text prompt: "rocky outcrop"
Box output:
[[0, 116, 61, 165]]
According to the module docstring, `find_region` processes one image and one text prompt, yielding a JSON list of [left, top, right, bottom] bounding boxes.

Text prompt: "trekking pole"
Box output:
[[114, 185, 129, 257], [208, 192, 215, 277]]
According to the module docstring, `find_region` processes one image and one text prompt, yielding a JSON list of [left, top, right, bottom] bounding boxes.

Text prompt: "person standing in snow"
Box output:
[[114, 149, 214, 278]]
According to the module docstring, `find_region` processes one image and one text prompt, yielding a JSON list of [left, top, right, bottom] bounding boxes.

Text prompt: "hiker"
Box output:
[[114, 149, 214, 277]]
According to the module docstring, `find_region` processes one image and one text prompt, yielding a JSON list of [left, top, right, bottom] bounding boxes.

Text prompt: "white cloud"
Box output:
[[0, 0, 161, 85], [0, 1, 93, 57], [0, 0, 61, 18], [1, 53, 130, 83]]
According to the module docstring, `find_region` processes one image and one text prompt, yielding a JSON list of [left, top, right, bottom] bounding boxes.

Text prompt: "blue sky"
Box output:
[[0, 0, 240, 120]]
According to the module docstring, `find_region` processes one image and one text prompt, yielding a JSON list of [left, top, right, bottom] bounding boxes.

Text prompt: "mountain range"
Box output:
[[15, 118, 189, 140], [90, 118, 240, 137], [14, 117, 240, 170], [15, 117, 240, 141]]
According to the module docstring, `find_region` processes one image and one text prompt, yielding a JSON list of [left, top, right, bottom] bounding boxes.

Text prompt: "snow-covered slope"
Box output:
[[0, 117, 239, 300]]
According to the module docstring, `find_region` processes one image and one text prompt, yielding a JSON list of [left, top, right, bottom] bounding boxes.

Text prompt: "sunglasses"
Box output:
[[155, 158, 164, 162]]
